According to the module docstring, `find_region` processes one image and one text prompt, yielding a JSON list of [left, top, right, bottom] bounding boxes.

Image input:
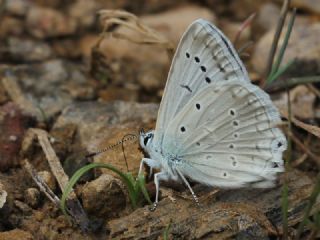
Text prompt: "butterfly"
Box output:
[[139, 19, 287, 210]]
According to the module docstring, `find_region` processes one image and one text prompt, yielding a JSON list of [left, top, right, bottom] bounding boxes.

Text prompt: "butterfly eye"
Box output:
[[205, 77, 211, 83], [194, 56, 200, 63], [143, 134, 153, 146], [180, 126, 186, 132], [195, 103, 201, 110], [186, 52, 190, 58], [200, 66, 206, 72]]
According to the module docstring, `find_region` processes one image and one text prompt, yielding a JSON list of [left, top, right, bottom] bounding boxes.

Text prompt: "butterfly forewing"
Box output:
[[162, 81, 286, 187], [154, 19, 250, 148]]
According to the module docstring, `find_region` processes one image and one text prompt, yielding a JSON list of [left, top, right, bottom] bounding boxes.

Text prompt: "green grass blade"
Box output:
[[137, 174, 152, 204], [269, 9, 296, 78], [60, 163, 138, 216], [267, 58, 295, 84], [281, 183, 289, 239], [163, 221, 172, 240]]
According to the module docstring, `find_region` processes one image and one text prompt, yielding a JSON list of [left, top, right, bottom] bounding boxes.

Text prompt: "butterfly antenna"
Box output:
[[121, 133, 138, 172], [85, 134, 137, 163]]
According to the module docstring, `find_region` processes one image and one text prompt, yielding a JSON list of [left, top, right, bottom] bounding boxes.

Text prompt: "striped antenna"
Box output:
[[86, 134, 138, 172]]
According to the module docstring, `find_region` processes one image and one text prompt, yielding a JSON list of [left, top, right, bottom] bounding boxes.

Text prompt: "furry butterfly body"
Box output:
[[139, 19, 287, 210]]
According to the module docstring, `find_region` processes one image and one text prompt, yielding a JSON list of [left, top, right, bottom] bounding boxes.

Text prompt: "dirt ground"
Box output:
[[0, 0, 320, 239]]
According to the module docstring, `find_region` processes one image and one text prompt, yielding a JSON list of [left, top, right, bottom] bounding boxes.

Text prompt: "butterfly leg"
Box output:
[[150, 171, 169, 211], [138, 158, 161, 177], [176, 169, 199, 206]]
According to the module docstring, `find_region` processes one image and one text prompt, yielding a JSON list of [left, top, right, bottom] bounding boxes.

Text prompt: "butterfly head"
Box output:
[[139, 129, 154, 152]]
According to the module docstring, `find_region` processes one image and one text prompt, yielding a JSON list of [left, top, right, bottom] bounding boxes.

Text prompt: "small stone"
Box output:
[[5, 0, 31, 16], [26, 6, 77, 39], [0, 16, 24, 37], [0, 37, 53, 62], [68, 0, 99, 29], [81, 174, 126, 218], [0, 229, 33, 240], [25, 188, 41, 208], [2, 59, 87, 119], [38, 171, 56, 191], [0, 102, 34, 171], [14, 200, 32, 215], [9, 135, 18, 142]]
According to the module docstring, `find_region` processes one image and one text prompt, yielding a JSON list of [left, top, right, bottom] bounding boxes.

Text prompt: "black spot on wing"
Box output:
[[180, 84, 192, 93]]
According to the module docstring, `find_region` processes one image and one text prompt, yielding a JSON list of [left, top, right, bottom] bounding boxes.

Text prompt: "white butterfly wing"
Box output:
[[162, 81, 287, 188], [154, 19, 250, 147]]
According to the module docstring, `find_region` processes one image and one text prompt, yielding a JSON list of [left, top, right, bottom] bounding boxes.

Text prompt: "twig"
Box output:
[[24, 159, 61, 206], [307, 83, 320, 98], [264, 0, 291, 80], [281, 110, 320, 139], [1, 71, 43, 121], [28, 128, 90, 232], [233, 12, 256, 46], [290, 134, 320, 166], [238, 41, 254, 55], [292, 153, 308, 167]]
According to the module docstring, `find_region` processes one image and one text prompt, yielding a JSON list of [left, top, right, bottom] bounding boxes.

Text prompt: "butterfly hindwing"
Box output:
[[162, 81, 287, 188], [154, 19, 250, 148]]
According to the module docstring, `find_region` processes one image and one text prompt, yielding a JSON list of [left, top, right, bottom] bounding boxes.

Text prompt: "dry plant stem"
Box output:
[[292, 153, 308, 167], [238, 41, 254, 56], [307, 84, 320, 98], [1, 74, 42, 121], [31, 129, 71, 190], [281, 110, 320, 139], [98, 9, 174, 59], [289, 133, 320, 166], [264, 0, 291, 81], [24, 159, 61, 206], [233, 12, 256, 46], [29, 128, 90, 231]]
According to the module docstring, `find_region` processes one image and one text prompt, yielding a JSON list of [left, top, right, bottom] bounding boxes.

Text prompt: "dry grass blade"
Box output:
[[307, 84, 320, 98], [281, 110, 320, 139], [98, 9, 174, 59], [289, 134, 320, 166], [238, 41, 254, 56], [234, 12, 256, 46]]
